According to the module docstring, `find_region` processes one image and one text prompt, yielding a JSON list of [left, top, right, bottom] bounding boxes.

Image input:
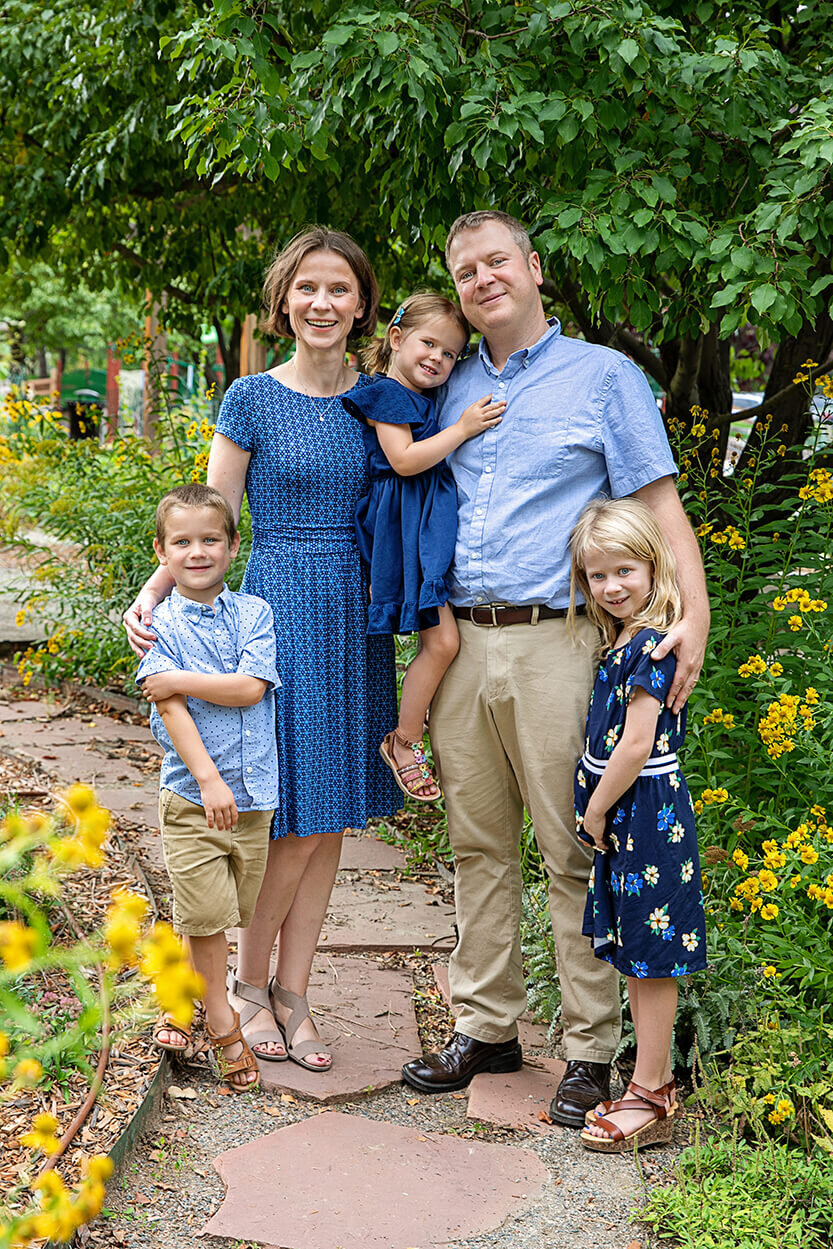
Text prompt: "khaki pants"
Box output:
[[431, 615, 621, 1061]]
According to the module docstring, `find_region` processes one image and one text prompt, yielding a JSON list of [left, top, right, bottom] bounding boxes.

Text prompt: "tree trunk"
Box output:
[[35, 346, 48, 378], [214, 316, 242, 388], [736, 310, 833, 481]]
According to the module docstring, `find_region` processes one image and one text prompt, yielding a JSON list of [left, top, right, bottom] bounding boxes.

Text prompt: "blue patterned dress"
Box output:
[[215, 373, 400, 839], [341, 376, 458, 634], [574, 628, 707, 979]]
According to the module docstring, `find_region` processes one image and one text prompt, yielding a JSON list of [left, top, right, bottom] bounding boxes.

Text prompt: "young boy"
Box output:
[[137, 483, 280, 1092]]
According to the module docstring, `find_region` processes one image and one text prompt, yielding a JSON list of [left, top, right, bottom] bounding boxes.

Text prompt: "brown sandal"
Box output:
[[580, 1080, 673, 1152], [380, 728, 442, 803], [205, 1010, 260, 1093], [585, 1076, 677, 1125], [152, 1012, 192, 1054]]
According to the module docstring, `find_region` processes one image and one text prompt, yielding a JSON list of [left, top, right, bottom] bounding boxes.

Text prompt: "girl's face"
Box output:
[[281, 249, 365, 353], [583, 547, 653, 625], [387, 315, 467, 392]]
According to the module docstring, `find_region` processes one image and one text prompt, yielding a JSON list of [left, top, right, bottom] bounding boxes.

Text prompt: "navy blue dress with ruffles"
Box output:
[[341, 376, 458, 635]]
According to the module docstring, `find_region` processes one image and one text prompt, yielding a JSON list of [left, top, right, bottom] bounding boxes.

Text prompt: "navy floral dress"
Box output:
[[215, 373, 400, 839], [341, 376, 458, 634], [575, 628, 707, 979]]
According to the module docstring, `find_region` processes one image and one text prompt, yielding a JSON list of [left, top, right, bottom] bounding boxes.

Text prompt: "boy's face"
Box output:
[[153, 504, 240, 604]]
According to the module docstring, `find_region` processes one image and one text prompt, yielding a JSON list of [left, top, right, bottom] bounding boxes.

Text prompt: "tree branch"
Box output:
[[113, 244, 201, 306]]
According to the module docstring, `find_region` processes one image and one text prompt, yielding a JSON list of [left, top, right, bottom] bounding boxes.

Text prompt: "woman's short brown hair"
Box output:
[[261, 226, 379, 341]]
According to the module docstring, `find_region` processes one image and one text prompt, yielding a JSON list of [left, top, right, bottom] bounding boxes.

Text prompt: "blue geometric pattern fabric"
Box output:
[[216, 373, 400, 838], [575, 628, 707, 978]]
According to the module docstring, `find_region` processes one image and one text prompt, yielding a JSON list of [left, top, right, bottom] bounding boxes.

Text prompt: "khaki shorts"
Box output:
[[159, 789, 272, 937]]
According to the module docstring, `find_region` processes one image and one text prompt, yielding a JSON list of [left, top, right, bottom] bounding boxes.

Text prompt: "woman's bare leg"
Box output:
[[230, 831, 343, 1065]]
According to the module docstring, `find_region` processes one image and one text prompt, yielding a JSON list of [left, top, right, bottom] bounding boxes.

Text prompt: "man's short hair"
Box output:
[[444, 211, 533, 268], [155, 483, 237, 546]]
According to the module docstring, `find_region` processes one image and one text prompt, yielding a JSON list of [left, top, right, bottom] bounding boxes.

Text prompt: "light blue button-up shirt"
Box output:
[[136, 586, 280, 810], [438, 320, 677, 608]]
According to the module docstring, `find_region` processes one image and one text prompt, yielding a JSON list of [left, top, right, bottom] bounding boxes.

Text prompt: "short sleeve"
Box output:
[[236, 599, 281, 691], [135, 611, 183, 685], [341, 377, 425, 427], [624, 632, 677, 703], [215, 377, 256, 453], [600, 357, 677, 497]]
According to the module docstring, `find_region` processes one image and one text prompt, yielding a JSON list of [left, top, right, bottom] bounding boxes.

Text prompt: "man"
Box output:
[[401, 211, 709, 1126]]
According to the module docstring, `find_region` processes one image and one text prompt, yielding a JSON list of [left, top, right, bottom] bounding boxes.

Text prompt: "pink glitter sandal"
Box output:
[[380, 728, 442, 803]]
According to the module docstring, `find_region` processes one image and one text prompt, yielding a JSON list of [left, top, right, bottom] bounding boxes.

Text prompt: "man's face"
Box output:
[[447, 222, 543, 337]]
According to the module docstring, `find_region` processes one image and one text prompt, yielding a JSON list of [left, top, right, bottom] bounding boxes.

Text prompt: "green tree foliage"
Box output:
[[163, 0, 833, 471], [0, 0, 279, 380]]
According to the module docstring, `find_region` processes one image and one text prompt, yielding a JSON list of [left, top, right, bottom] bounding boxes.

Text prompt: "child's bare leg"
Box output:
[[585, 976, 676, 1139], [389, 606, 459, 795], [190, 931, 258, 1088]]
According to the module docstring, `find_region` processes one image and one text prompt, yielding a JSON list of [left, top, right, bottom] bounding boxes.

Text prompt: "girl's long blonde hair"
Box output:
[[361, 292, 468, 375], [569, 497, 683, 651]]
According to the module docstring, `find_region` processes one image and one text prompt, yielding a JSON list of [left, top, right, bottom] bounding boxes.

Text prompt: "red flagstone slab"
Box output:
[[252, 957, 419, 1102], [339, 832, 409, 871], [95, 787, 161, 830], [203, 1110, 550, 1249], [431, 964, 549, 1049], [0, 699, 61, 723], [319, 877, 455, 951], [467, 1057, 566, 1133]]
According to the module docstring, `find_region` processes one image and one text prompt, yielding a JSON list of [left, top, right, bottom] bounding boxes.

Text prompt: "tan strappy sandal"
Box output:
[[228, 974, 288, 1062], [205, 1010, 261, 1092], [269, 980, 333, 1072], [580, 1080, 673, 1152], [380, 728, 442, 803]]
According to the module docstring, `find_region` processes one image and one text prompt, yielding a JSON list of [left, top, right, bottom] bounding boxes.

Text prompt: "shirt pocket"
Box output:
[[504, 406, 572, 483]]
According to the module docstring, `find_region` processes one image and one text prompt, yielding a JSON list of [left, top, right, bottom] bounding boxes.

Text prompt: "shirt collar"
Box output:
[[171, 584, 233, 618], [477, 316, 562, 374]]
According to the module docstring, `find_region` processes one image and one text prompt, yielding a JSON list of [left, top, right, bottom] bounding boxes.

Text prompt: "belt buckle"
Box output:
[[470, 604, 500, 627]]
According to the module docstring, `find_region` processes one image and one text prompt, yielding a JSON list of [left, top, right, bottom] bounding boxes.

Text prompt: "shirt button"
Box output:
[[472, 552, 480, 560], [498, 382, 505, 389], [484, 466, 493, 474], [245, 730, 251, 737], [476, 595, 484, 603], [476, 508, 484, 515], [247, 767, 253, 773]]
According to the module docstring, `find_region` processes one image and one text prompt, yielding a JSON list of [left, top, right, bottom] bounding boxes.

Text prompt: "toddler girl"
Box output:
[[568, 496, 706, 1152], [342, 293, 504, 802]]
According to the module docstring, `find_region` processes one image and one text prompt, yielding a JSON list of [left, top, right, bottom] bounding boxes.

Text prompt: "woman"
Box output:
[[124, 227, 400, 1069]]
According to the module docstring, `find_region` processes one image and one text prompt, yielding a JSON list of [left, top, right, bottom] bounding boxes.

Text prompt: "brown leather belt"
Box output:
[[452, 603, 585, 627]]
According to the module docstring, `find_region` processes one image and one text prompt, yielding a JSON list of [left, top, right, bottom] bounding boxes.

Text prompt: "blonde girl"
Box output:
[[568, 497, 706, 1153], [342, 293, 505, 802]]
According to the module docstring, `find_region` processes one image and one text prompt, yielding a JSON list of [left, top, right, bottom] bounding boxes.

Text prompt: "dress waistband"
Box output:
[[251, 525, 357, 553], [581, 750, 679, 778]]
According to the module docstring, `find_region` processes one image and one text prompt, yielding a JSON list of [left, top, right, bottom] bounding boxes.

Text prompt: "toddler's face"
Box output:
[[388, 315, 467, 392], [582, 547, 653, 624]]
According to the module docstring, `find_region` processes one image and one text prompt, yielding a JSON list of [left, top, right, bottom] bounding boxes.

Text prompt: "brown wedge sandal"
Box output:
[[585, 1076, 677, 1126], [205, 1010, 261, 1092], [580, 1081, 673, 1152], [380, 728, 442, 803]]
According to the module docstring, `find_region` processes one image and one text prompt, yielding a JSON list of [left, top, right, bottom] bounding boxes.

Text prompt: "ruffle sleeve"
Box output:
[[341, 376, 428, 427], [624, 630, 678, 703]]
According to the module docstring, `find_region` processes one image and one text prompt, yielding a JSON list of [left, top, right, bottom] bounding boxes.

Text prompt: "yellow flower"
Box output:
[[800, 844, 819, 865], [104, 888, 149, 967], [20, 1112, 62, 1155], [738, 654, 767, 677], [762, 965, 779, 978], [804, 687, 820, 705], [14, 1057, 44, 1084], [729, 897, 744, 911], [732, 848, 749, 870], [0, 920, 40, 971], [790, 874, 801, 888], [760, 902, 779, 920], [694, 799, 704, 814], [757, 869, 778, 892], [63, 783, 96, 815], [700, 787, 729, 805], [788, 615, 802, 631], [139, 922, 204, 1027], [691, 423, 706, 437], [769, 662, 783, 677]]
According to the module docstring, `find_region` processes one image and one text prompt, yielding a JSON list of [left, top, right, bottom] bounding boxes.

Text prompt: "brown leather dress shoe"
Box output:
[[402, 1032, 523, 1093], [550, 1060, 612, 1128]]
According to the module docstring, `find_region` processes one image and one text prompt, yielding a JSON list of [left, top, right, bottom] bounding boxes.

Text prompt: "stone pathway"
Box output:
[[0, 675, 654, 1249]]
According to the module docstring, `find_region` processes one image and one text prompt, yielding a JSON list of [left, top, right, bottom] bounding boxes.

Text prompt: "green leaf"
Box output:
[[322, 25, 353, 46], [750, 284, 778, 315], [618, 38, 639, 65]]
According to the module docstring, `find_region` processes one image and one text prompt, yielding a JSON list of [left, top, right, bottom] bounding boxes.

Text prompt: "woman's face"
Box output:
[[281, 249, 365, 353]]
